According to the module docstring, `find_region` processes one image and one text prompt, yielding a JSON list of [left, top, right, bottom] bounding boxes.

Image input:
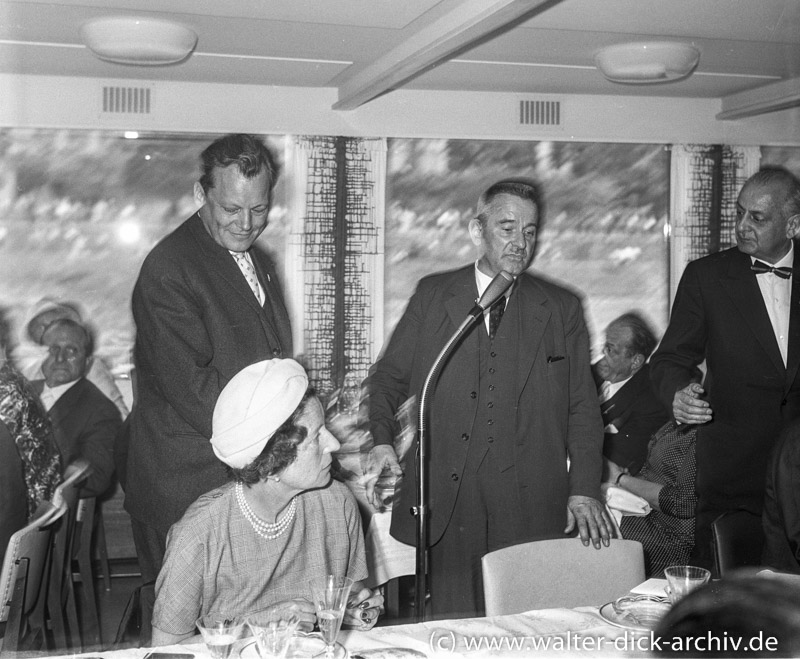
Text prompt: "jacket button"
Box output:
[[272, 347, 281, 356], [470, 391, 477, 399], [488, 436, 494, 443], [461, 433, 469, 441], [489, 367, 495, 374], [487, 402, 493, 408], [781, 398, 788, 406], [491, 351, 497, 358], [451, 473, 459, 482], [487, 419, 494, 426], [489, 384, 495, 391]]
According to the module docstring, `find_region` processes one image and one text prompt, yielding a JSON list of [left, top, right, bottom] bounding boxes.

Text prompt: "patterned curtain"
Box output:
[[284, 136, 386, 401], [668, 144, 760, 302]]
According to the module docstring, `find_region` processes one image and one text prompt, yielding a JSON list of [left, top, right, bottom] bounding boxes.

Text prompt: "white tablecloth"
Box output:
[[62, 607, 652, 659]]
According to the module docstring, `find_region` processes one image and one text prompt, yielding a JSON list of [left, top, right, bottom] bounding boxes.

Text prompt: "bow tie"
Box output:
[[751, 261, 792, 279]]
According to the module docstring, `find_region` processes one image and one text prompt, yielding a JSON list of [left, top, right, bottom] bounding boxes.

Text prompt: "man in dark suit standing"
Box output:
[[651, 167, 800, 570], [34, 318, 119, 497], [366, 179, 611, 619], [594, 312, 668, 475], [125, 134, 292, 584]]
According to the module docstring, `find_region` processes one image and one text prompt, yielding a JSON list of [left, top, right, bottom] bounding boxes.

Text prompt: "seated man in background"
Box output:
[[152, 359, 382, 646], [13, 298, 129, 419], [762, 417, 800, 574], [603, 421, 697, 577], [32, 318, 120, 497], [594, 312, 668, 475]]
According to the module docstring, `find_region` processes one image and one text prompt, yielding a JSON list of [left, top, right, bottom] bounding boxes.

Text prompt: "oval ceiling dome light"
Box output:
[[594, 41, 700, 84], [80, 16, 198, 65]]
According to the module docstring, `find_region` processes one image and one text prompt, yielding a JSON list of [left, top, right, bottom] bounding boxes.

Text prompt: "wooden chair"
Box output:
[[481, 537, 646, 616], [712, 509, 765, 577], [48, 461, 93, 652], [0, 500, 66, 653]]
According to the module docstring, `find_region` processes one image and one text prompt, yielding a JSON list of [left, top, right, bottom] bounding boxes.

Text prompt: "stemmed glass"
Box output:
[[195, 614, 244, 659], [308, 575, 354, 658], [247, 611, 299, 659]]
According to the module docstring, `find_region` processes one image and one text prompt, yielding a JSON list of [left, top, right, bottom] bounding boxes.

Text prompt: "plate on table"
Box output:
[[599, 595, 670, 631], [240, 633, 347, 659]]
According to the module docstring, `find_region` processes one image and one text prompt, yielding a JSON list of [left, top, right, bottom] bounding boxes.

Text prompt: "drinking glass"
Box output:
[[196, 614, 244, 659], [308, 575, 354, 658], [247, 611, 299, 659], [664, 565, 711, 605]]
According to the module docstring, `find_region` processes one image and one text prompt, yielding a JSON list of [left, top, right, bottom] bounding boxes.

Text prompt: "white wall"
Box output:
[[1, 73, 799, 145]]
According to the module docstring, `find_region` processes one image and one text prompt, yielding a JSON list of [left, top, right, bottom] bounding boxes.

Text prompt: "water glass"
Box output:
[[664, 565, 711, 605], [247, 612, 299, 659], [196, 614, 244, 659]]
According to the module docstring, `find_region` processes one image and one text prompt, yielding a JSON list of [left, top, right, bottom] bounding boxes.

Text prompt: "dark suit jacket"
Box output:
[[126, 213, 292, 534], [762, 417, 800, 574], [593, 363, 669, 475], [33, 377, 120, 497], [651, 245, 800, 524], [368, 265, 604, 546]]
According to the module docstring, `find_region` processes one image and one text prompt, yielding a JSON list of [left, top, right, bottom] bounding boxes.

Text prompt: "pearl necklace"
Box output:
[[235, 482, 297, 540]]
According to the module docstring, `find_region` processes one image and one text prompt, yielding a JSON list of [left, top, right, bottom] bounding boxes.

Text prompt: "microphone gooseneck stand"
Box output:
[[413, 270, 515, 622]]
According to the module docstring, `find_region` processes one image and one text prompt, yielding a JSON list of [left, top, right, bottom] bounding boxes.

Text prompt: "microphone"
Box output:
[[470, 270, 516, 316]]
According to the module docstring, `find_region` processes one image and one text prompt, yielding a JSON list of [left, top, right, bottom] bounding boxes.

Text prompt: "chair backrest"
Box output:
[[482, 537, 646, 616], [52, 461, 93, 511], [0, 500, 66, 623], [712, 510, 764, 577]]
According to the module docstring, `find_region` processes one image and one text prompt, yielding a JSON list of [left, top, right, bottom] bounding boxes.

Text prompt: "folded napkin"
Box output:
[[603, 484, 651, 526]]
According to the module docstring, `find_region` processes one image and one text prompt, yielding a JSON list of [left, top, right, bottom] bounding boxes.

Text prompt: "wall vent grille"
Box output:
[[519, 100, 560, 126], [102, 86, 151, 114]]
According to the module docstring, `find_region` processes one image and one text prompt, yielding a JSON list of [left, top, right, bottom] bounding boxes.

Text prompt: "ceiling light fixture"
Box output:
[[594, 41, 700, 84], [80, 16, 198, 66]]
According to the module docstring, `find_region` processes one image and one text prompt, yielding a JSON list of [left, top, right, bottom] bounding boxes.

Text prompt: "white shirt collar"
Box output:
[[41, 378, 80, 408], [474, 261, 514, 300], [749, 240, 794, 268]]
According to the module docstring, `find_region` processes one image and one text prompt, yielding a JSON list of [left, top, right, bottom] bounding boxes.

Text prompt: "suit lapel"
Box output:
[[720, 250, 785, 375], [443, 268, 482, 360], [513, 276, 551, 400], [189, 215, 288, 351], [47, 378, 86, 430]]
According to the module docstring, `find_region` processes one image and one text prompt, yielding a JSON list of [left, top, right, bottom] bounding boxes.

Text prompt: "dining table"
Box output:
[[65, 604, 659, 659]]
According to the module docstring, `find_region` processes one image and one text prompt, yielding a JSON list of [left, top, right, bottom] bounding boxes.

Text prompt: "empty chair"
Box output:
[[482, 537, 645, 616], [0, 500, 66, 653], [712, 509, 764, 577]]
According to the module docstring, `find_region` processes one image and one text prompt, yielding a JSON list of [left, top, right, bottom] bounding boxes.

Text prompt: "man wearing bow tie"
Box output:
[[651, 167, 800, 571]]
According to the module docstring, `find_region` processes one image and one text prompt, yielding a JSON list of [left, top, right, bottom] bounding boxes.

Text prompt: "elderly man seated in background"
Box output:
[[14, 298, 129, 419], [594, 312, 668, 476], [32, 318, 120, 497], [152, 359, 382, 647]]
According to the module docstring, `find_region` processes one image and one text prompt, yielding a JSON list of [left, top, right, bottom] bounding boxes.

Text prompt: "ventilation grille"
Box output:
[[102, 86, 151, 114], [519, 100, 560, 126]]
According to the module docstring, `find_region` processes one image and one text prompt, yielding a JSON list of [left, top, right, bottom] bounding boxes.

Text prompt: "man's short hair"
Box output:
[[226, 387, 315, 485], [745, 167, 800, 221], [198, 133, 280, 196], [475, 178, 543, 226], [42, 317, 94, 356], [610, 311, 658, 359]]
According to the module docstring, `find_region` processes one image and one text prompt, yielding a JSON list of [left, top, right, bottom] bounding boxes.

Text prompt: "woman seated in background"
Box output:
[[603, 420, 697, 577], [0, 312, 61, 565], [151, 358, 382, 647]]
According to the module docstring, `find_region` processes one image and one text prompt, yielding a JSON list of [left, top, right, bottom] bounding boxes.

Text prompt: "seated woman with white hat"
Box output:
[[151, 358, 382, 646]]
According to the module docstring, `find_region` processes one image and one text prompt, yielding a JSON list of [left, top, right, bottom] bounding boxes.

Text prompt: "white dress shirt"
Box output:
[[474, 263, 511, 336], [751, 242, 793, 367], [40, 379, 79, 411]]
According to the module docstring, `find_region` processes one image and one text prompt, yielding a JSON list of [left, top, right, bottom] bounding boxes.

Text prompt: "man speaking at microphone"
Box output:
[[365, 178, 612, 619]]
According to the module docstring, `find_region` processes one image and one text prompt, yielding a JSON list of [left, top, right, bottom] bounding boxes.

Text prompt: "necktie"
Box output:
[[751, 260, 792, 279], [489, 297, 506, 340], [232, 252, 264, 305]]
